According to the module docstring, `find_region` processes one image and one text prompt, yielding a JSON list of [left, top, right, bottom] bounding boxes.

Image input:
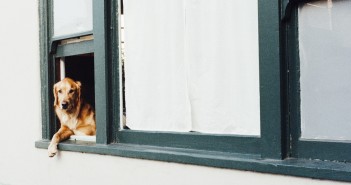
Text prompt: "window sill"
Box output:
[[35, 140, 351, 182], [69, 135, 96, 142]]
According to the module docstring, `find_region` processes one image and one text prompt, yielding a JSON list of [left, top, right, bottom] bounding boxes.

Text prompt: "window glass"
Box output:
[[53, 0, 93, 37], [123, 0, 260, 135], [299, 0, 351, 140]]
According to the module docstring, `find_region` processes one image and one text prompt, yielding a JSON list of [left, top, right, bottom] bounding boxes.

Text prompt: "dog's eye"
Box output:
[[69, 89, 74, 94], [58, 90, 62, 94]]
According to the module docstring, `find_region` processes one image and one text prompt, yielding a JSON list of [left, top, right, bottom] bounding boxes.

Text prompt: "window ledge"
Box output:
[[69, 135, 96, 142], [35, 140, 351, 182]]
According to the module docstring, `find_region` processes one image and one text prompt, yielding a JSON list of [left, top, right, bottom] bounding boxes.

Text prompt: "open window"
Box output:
[[48, 0, 96, 142], [54, 51, 95, 142]]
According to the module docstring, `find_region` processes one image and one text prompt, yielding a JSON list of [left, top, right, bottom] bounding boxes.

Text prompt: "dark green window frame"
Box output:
[[38, 0, 96, 139], [286, 1, 351, 163], [36, 0, 351, 182]]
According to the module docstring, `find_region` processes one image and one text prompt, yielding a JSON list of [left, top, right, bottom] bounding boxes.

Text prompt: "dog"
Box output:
[[48, 77, 96, 157]]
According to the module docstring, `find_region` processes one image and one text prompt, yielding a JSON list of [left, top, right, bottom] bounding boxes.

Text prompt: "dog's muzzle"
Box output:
[[61, 102, 69, 110]]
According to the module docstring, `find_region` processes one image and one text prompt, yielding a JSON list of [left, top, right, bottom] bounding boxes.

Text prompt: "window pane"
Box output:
[[299, 0, 351, 140], [53, 0, 92, 37], [123, 0, 260, 135]]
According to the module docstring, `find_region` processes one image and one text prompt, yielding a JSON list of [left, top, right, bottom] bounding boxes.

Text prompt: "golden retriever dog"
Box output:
[[48, 77, 96, 157]]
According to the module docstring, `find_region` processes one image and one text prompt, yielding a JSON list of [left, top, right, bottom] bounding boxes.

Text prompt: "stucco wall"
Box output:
[[0, 1, 349, 185]]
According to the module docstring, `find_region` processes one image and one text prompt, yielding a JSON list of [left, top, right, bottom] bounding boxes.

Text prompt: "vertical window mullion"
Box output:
[[259, 0, 284, 159], [93, 0, 110, 144]]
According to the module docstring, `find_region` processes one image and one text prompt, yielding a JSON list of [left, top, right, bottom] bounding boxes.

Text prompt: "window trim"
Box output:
[[287, 2, 351, 162], [118, 130, 261, 154], [36, 0, 351, 182], [39, 0, 56, 140]]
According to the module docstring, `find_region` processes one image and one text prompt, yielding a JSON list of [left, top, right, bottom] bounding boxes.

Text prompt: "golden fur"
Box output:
[[48, 77, 96, 157]]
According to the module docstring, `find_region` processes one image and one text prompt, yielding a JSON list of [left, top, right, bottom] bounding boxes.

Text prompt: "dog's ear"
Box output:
[[76, 81, 82, 88], [75, 81, 82, 98], [53, 83, 58, 106]]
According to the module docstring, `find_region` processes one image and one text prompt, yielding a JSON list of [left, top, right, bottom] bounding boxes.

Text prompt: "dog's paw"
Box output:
[[48, 143, 58, 157]]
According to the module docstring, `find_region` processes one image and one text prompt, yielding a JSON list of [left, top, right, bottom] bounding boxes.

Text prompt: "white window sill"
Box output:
[[69, 135, 96, 142]]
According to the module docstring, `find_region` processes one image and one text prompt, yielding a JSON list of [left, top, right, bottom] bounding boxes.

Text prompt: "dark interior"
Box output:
[[55, 53, 95, 108]]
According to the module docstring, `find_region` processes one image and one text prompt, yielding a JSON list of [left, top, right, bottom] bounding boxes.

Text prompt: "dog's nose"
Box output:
[[61, 102, 68, 110]]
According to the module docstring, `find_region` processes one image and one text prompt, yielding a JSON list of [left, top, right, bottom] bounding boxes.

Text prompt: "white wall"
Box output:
[[0, 1, 349, 185]]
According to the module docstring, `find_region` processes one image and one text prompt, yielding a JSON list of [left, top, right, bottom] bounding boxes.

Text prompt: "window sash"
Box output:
[[288, 2, 351, 162]]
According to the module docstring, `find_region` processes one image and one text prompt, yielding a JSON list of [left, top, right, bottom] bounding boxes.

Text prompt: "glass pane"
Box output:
[[123, 0, 260, 135], [299, 0, 351, 140], [53, 0, 92, 37]]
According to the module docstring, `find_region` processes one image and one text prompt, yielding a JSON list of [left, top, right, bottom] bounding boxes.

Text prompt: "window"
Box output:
[[36, 0, 351, 182], [53, 0, 92, 37], [118, 0, 270, 155], [289, 0, 351, 162], [123, 0, 260, 135], [38, 0, 97, 141]]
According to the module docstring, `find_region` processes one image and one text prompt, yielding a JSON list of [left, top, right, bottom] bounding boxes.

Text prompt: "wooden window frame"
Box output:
[[35, 0, 351, 182], [286, 0, 351, 162]]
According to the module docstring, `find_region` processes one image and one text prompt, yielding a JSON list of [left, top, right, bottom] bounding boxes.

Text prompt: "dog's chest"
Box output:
[[61, 114, 78, 130]]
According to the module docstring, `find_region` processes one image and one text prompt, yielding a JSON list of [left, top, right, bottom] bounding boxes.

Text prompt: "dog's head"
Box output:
[[53, 78, 81, 112]]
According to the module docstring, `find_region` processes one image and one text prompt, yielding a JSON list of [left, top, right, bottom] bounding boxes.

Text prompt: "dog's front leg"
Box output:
[[48, 126, 74, 157]]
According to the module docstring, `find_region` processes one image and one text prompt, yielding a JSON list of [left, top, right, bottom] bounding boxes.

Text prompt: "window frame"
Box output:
[[114, 0, 284, 158], [39, 0, 97, 140], [287, 1, 351, 162], [36, 0, 351, 182]]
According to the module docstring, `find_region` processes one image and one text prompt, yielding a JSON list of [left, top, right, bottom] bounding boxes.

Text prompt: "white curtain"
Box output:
[[124, 0, 260, 135]]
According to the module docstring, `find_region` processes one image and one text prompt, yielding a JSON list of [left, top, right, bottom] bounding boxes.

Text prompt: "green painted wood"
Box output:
[[39, 0, 50, 139], [39, 0, 57, 139], [52, 30, 93, 42], [48, 0, 60, 137], [93, 0, 120, 144], [92, 0, 120, 144], [35, 140, 351, 183], [298, 140, 351, 162], [55, 40, 94, 57], [258, 0, 284, 159], [119, 130, 261, 154], [93, 0, 110, 144], [108, 0, 120, 143], [285, 7, 300, 158]]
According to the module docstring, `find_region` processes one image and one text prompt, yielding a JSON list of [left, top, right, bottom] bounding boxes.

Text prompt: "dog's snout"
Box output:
[[61, 102, 69, 110]]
